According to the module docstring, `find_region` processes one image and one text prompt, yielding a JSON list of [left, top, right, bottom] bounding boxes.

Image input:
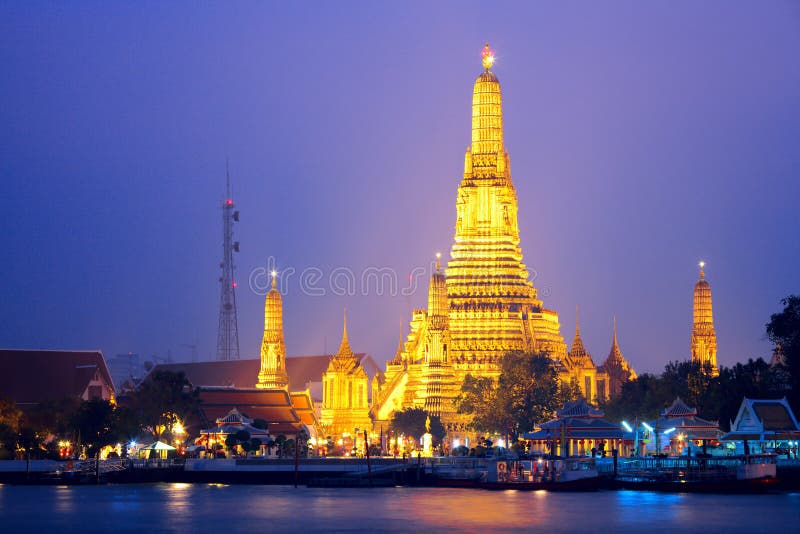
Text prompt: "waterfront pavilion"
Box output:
[[197, 408, 272, 457], [523, 399, 634, 457], [647, 397, 721, 455], [722, 397, 800, 456]]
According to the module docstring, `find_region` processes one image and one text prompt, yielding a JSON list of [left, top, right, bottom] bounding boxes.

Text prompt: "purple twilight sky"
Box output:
[[1, 1, 799, 374]]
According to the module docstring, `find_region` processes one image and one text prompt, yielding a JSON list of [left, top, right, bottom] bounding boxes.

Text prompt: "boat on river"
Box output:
[[431, 457, 600, 491]]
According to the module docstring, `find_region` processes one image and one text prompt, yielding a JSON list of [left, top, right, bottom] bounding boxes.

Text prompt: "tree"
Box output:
[[275, 435, 287, 458], [0, 397, 21, 433], [457, 351, 582, 439], [129, 370, 199, 439], [249, 438, 262, 455], [225, 434, 239, 451], [71, 400, 118, 457], [390, 408, 446, 441], [767, 295, 800, 410]]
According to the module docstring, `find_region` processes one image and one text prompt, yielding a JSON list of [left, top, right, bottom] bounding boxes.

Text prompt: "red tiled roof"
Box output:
[[0, 349, 114, 405], [753, 401, 798, 431], [152, 354, 369, 391]]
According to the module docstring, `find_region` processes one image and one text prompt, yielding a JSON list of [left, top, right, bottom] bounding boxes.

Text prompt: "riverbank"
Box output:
[[3, 457, 800, 493]]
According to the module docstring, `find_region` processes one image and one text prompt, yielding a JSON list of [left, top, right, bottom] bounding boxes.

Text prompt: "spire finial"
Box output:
[[613, 315, 618, 347], [575, 305, 580, 336], [699, 261, 706, 280], [398, 318, 403, 348], [270, 270, 277, 289], [342, 306, 348, 342], [481, 43, 495, 70], [435, 251, 442, 272]]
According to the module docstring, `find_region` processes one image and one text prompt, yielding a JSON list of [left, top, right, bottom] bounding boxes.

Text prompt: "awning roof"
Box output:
[[722, 430, 800, 442], [140, 441, 176, 451]]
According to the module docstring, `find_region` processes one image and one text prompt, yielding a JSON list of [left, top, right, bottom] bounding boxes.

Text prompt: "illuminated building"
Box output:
[[598, 317, 636, 399], [371, 45, 629, 435], [320, 311, 372, 438], [566, 307, 604, 403], [691, 261, 718, 375], [256, 272, 290, 390]]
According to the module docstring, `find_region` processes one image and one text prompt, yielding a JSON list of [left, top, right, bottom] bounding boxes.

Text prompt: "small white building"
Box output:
[[723, 397, 800, 456]]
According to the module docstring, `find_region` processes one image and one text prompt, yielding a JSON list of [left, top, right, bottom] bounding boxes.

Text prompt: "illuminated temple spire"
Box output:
[[599, 316, 636, 398], [331, 308, 357, 368], [423, 253, 455, 417], [446, 42, 567, 364], [321, 309, 371, 436], [257, 271, 289, 390], [691, 261, 718, 375], [569, 306, 594, 368]]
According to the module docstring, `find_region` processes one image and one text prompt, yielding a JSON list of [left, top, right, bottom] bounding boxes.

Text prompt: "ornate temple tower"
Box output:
[[446, 44, 567, 372], [691, 262, 718, 375], [599, 317, 636, 398], [567, 307, 601, 402], [422, 255, 457, 418], [320, 311, 372, 436], [256, 272, 290, 390], [371, 45, 608, 436]]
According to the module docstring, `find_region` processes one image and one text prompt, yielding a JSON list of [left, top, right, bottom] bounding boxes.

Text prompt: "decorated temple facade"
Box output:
[[369, 45, 631, 436], [691, 262, 719, 375], [320, 311, 372, 438], [564, 307, 607, 403]]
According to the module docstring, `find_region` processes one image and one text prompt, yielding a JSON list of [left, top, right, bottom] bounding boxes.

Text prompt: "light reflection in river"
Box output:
[[0, 485, 797, 532]]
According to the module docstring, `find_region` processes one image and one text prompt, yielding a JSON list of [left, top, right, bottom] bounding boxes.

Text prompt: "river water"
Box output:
[[1, 484, 798, 532]]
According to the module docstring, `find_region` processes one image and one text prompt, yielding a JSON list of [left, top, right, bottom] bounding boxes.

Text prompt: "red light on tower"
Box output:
[[226, 199, 233, 206], [232, 281, 237, 288]]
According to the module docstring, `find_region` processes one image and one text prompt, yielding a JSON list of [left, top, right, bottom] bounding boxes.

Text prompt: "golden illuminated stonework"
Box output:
[[370, 46, 626, 438], [566, 307, 604, 402], [256, 272, 290, 390], [320, 311, 372, 437], [691, 262, 718, 375]]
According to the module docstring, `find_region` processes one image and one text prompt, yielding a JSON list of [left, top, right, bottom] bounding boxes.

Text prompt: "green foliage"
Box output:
[[389, 408, 446, 441], [0, 423, 16, 453], [129, 370, 199, 439], [249, 438, 262, 452], [234, 429, 251, 443], [71, 400, 119, 455], [284, 438, 296, 457], [224, 434, 238, 449], [0, 397, 22, 434], [767, 295, 800, 410], [601, 358, 790, 431], [457, 351, 582, 438], [275, 435, 287, 457]]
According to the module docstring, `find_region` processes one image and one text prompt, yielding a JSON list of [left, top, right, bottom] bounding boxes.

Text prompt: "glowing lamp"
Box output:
[[642, 422, 654, 432], [621, 421, 633, 433]]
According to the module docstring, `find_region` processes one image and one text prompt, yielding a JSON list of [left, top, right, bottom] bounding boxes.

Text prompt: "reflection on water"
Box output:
[[0, 485, 798, 532]]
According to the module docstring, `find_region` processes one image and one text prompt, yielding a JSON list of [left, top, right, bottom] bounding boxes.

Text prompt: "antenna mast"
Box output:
[[216, 161, 241, 360]]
